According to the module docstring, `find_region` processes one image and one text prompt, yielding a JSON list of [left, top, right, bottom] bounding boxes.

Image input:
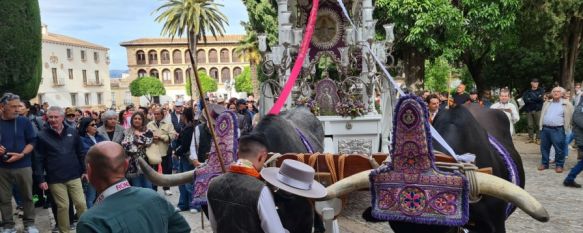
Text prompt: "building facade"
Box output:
[[118, 35, 248, 107], [34, 25, 112, 110]]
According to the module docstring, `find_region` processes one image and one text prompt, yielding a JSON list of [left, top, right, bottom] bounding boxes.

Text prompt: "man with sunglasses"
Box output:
[[0, 93, 39, 233]]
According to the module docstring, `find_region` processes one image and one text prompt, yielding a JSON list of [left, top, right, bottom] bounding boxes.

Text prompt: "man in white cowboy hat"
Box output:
[[208, 133, 326, 233], [261, 159, 328, 233]]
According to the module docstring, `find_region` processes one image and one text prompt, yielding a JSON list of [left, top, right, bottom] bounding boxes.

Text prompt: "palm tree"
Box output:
[[235, 29, 262, 98], [154, 0, 228, 99]]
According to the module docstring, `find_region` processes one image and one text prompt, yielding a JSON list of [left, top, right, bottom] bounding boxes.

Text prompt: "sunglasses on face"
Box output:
[[89, 124, 96, 127]]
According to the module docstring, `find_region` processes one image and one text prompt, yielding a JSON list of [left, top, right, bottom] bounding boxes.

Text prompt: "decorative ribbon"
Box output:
[[335, 0, 470, 163], [229, 165, 261, 178], [229, 159, 261, 178], [268, 0, 320, 115], [277, 172, 312, 190], [488, 134, 519, 218], [94, 179, 131, 206], [295, 128, 315, 153]]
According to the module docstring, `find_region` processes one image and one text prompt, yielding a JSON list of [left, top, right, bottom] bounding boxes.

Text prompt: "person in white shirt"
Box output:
[[491, 89, 520, 135]]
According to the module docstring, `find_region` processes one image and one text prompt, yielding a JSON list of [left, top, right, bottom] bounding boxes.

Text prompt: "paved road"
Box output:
[[16, 134, 583, 232]]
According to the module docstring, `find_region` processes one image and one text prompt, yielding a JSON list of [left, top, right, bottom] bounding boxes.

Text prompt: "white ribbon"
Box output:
[[94, 179, 131, 206], [336, 0, 473, 163], [277, 172, 311, 190]]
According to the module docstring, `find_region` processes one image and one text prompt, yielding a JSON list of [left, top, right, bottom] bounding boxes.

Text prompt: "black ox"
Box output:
[[326, 104, 549, 233], [140, 105, 548, 233], [139, 107, 325, 233]]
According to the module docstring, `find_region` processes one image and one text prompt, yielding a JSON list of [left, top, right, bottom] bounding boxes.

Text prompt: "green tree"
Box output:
[[235, 27, 262, 98], [424, 58, 451, 93], [553, 0, 583, 91], [186, 71, 217, 95], [129, 76, 166, 103], [481, 0, 568, 92], [459, 0, 521, 94], [241, 0, 278, 47], [154, 0, 228, 98], [235, 67, 253, 94], [0, 0, 42, 99], [375, 0, 468, 90], [375, 0, 520, 93]]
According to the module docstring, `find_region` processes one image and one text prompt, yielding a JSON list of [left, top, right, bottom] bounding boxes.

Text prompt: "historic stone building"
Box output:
[[34, 25, 112, 110], [117, 35, 247, 106]]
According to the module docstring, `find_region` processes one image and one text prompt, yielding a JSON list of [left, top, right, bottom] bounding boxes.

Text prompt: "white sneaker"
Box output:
[[189, 208, 200, 213], [164, 190, 173, 196], [174, 207, 181, 212], [25, 226, 40, 233]]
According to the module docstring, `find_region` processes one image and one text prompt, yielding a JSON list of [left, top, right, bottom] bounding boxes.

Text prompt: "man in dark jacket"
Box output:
[[452, 84, 470, 107], [564, 97, 583, 187], [0, 93, 39, 233], [36, 106, 87, 233], [522, 78, 545, 143], [207, 134, 288, 233], [237, 99, 253, 135]]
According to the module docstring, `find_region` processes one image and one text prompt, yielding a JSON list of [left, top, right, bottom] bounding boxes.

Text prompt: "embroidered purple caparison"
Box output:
[[295, 128, 314, 153], [191, 111, 239, 206], [369, 95, 469, 227], [487, 134, 519, 218]]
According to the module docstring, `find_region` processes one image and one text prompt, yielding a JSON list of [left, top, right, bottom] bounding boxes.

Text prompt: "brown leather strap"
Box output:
[[296, 153, 305, 163], [338, 154, 347, 180]]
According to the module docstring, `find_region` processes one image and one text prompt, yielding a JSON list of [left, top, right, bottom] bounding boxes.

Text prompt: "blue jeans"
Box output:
[[540, 126, 566, 168], [177, 157, 195, 210], [83, 180, 96, 208], [128, 174, 152, 189], [565, 132, 575, 158], [565, 146, 583, 183]]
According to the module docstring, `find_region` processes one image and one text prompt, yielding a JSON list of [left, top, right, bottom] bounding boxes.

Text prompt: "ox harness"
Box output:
[[370, 96, 470, 226], [191, 111, 239, 206]]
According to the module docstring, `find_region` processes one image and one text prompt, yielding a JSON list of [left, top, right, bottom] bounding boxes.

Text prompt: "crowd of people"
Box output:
[[422, 79, 583, 188], [3, 77, 583, 232], [0, 92, 264, 233]]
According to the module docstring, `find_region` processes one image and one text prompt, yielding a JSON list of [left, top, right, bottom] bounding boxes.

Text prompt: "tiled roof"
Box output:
[[42, 33, 108, 50], [120, 35, 244, 46]]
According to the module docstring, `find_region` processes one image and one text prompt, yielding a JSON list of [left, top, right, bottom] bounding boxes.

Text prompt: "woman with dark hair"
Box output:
[[227, 103, 237, 112], [91, 111, 101, 128], [175, 107, 198, 212], [121, 112, 154, 188], [78, 117, 106, 209], [118, 110, 126, 128]]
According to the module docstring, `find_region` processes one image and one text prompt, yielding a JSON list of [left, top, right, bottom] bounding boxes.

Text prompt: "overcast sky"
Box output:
[[39, 0, 248, 70]]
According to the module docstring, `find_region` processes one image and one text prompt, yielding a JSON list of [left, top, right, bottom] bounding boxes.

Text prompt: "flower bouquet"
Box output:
[[295, 97, 320, 116], [335, 99, 366, 119]]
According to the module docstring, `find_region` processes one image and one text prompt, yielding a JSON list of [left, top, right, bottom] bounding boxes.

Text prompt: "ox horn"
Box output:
[[322, 170, 549, 223], [320, 170, 372, 200], [137, 158, 195, 187], [264, 153, 283, 167], [474, 172, 549, 222], [368, 157, 380, 169]]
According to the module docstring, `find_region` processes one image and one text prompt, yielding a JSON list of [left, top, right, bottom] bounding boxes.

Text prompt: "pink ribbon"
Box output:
[[268, 0, 320, 115]]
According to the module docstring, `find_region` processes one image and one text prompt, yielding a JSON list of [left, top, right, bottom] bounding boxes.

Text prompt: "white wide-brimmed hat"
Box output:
[[261, 160, 327, 199]]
